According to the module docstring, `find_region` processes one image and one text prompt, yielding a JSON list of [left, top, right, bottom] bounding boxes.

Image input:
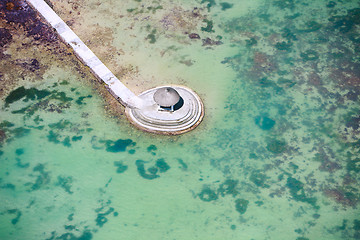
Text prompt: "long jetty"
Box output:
[[26, 0, 145, 109]]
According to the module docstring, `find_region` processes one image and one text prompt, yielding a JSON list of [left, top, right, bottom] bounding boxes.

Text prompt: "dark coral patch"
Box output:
[[28, 163, 50, 191], [220, 2, 233, 11], [1, 183, 15, 190], [15, 148, 24, 155], [16, 157, 29, 168], [326, 1, 336, 8], [155, 159, 170, 173], [255, 115, 275, 130], [147, 144, 157, 155], [49, 120, 71, 132], [177, 158, 188, 170], [75, 95, 92, 105], [7, 209, 22, 225], [354, 219, 360, 231], [274, 41, 293, 51], [114, 161, 128, 173], [201, 19, 215, 33], [286, 177, 317, 207], [46, 230, 92, 240], [246, 37, 257, 47], [347, 158, 360, 173], [300, 50, 319, 61], [12, 127, 31, 138], [56, 176, 73, 194], [266, 139, 287, 154], [67, 213, 74, 221], [64, 225, 76, 231], [103, 139, 136, 153], [147, 144, 157, 152], [72, 136, 82, 141], [319, 160, 342, 173], [95, 207, 114, 227], [299, 21, 322, 33], [324, 188, 359, 207], [329, 8, 360, 33], [201, 0, 216, 11], [62, 136, 71, 147], [235, 198, 249, 214], [217, 179, 238, 197], [345, 116, 360, 130], [47, 130, 61, 144], [198, 186, 218, 202], [135, 160, 159, 180], [274, 0, 295, 9], [250, 171, 270, 188]]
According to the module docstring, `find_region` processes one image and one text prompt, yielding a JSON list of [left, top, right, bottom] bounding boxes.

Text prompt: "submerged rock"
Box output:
[[202, 37, 222, 46], [189, 33, 200, 39]]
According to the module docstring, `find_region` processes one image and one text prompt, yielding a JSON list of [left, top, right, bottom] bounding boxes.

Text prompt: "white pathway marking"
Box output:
[[26, 0, 145, 109]]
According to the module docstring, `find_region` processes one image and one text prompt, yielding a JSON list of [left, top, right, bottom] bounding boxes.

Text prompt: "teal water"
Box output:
[[1, 0, 360, 239]]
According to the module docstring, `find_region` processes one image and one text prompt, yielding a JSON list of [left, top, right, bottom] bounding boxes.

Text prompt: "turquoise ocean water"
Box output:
[[1, 0, 360, 239]]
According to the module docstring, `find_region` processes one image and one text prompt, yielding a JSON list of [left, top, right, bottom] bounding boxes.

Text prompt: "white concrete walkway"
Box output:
[[26, 0, 144, 109]]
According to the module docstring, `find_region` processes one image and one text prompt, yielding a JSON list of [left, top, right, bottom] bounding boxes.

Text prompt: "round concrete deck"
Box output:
[[126, 86, 204, 135]]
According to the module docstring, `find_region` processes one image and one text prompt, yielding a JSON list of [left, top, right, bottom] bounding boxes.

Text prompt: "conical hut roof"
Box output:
[[153, 87, 180, 107]]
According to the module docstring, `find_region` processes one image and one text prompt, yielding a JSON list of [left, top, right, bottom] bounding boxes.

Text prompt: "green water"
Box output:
[[1, 0, 360, 239]]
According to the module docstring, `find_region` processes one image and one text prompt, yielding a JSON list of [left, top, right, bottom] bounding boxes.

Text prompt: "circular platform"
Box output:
[[125, 85, 204, 135]]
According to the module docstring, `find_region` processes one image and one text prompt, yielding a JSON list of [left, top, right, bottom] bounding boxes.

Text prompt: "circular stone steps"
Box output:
[[126, 86, 204, 135]]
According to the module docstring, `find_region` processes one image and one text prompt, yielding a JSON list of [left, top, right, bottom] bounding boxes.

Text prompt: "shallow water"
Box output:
[[1, 0, 360, 239]]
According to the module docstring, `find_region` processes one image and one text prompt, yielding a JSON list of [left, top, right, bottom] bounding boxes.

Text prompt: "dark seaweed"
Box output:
[[5, 86, 51, 106]]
